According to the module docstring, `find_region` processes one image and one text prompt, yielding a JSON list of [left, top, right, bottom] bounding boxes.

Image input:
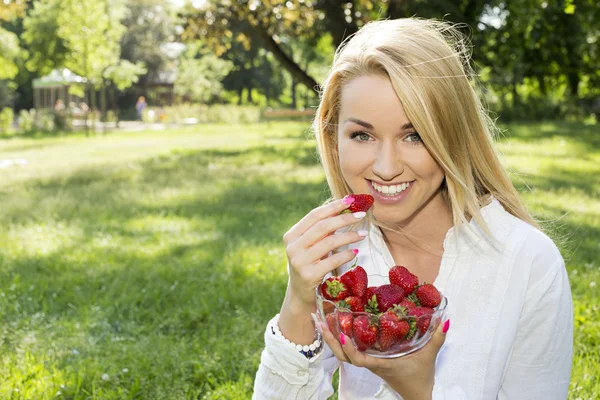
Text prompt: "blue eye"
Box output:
[[350, 131, 372, 141], [405, 133, 422, 143]]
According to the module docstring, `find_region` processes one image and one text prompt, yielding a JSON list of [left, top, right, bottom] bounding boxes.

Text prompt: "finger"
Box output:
[[295, 211, 367, 253], [338, 333, 378, 369], [312, 248, 360, 279], [292, 230, 367, 269], [283, 198, 355, 245], [430, 318, 450, 352], [317, 320, 352, 364]]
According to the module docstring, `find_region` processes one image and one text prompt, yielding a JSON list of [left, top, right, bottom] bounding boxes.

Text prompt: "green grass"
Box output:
[[0, 121, 598, 399]]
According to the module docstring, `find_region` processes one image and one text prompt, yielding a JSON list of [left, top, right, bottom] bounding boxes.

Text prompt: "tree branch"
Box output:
[[254, 25, 320, 95]]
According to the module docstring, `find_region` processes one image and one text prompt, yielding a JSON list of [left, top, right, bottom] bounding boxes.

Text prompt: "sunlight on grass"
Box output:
[[0, 121, 598, 398]]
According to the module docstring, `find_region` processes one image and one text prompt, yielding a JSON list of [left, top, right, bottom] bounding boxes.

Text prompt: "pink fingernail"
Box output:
[[339, 333, 346, 345], [442, 319, 450, 334], [352, 248, 359, 255], [342, 195, 355, 205]]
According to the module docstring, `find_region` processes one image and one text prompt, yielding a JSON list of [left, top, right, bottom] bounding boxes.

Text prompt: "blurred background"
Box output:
[[0, 1, 599, 399], [0, 0, 599, 133]]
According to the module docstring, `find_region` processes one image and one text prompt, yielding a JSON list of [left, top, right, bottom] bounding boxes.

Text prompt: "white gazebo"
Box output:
[[32, 68, 88, 110]]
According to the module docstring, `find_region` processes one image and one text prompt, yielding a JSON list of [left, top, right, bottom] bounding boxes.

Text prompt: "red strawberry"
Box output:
[[415, 283, 442, 308], [352, 315, 378, 351], [372, 284, 405, 313], [337, 311, 354, 336], [378, 310, 410, 351], [338, 296, 364, 312], [340, 194, 374, 214], [408, 306, 434, 335], [340, 264, 368, 298], [325, 312, 339, 335], [320, 277, 349, 301], [389, 266, 419, 294], [364, 286, 377, 302], [397, 298, 417, 312]]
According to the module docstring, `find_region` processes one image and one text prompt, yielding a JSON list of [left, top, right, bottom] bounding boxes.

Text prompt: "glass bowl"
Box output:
[[316, 284, 448, 358]]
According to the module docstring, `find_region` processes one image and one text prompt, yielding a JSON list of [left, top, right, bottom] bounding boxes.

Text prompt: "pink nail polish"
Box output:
[[339, 333, 346, 345], [342, 195, 355, 205], [442, 319, 450, 334], [352, 248, 359, 255]]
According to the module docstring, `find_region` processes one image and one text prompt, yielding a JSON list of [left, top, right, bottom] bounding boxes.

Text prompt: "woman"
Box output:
[[253, 18, 573, 399]]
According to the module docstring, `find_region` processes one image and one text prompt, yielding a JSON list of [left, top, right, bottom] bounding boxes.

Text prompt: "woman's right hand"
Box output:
[[282, 197, 369, 310]]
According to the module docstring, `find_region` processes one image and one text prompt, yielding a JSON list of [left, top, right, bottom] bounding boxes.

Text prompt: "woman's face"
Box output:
[[337, 75, 446, 226]]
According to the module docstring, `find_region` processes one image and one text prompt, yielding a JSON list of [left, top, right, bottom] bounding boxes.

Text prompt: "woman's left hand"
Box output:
[[316, 317, 450, 400]]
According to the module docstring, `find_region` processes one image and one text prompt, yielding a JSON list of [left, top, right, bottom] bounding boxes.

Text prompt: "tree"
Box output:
[[120, 0, 177, 87], [0, 1, 25, 81], [23, 0, 146, 131], [174, 49, 233, 103]]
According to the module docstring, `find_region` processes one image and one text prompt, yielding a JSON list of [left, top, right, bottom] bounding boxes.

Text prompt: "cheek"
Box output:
[[407, 150, 445, 182]]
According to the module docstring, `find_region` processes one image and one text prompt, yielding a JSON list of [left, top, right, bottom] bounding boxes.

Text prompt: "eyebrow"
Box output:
[[345, 118, 414, 131]]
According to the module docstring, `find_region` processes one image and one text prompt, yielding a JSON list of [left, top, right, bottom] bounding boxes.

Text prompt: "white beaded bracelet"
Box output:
[[271, 322, 324, 359]]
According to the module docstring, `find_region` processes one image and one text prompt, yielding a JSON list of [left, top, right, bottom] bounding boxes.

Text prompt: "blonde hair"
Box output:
[[313, 17, 539, 235]]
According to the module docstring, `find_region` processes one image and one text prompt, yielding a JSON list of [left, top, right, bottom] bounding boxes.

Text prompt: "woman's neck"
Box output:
[[380, 191, 454, 258]]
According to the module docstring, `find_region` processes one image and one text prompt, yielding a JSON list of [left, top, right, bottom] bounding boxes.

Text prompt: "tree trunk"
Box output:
[[255, 26, 319, 94], [246, 84, 254, 103], [291, 80, 297, 109], [100, 82, 107, 134]]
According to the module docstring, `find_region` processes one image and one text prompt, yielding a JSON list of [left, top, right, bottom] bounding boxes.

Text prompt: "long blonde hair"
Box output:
[[313, 18, 538, 235]]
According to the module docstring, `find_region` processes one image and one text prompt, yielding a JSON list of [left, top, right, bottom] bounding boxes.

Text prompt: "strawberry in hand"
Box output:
[[340, 194, 374, 214]]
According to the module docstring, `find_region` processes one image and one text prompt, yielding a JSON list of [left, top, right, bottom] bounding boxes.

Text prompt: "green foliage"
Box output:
[[0, 28, 22, 80], [158, 104, 262, 124], [174, 54, 233, 103], [17, 109, 35, 133], [103, 60, 147, 91], [21, 0, 67, 75], [0, 107, 14, 133]]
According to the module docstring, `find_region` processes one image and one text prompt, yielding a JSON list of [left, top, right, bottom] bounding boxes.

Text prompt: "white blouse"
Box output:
[[253, 199, 573, 399]]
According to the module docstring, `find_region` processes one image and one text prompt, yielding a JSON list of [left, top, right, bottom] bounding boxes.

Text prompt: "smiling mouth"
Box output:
[[370, 180, 414, 196]]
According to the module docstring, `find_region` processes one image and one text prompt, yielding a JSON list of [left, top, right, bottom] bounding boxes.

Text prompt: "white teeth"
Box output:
[[372, 182, 411, 196]]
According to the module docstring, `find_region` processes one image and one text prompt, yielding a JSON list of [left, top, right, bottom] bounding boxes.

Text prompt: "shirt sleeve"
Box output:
[[498, 256, 573, 400], [252, 314, 341, 400]]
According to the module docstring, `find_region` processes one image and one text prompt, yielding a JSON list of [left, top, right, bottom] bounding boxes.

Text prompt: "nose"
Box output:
[[372, 142, 404, 181]]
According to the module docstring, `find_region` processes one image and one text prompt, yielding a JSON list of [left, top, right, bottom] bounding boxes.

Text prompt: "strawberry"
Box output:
[[326, 312, 339, 335], [397, 298, 417, 312], [340, 262, 368, 298], [352, 315, 378, 351], [414, 283, 442, 308], [320, 277, 349, 301], [338, 296, 364, 312], [370, 284, 405, 313], [364, 286, 377, 303], [378, 310, 410, 351], [389, 265, 419, 294], [408, 306, 434, 335], [340, 194, 374, 214], [337, 311, 354, 337]]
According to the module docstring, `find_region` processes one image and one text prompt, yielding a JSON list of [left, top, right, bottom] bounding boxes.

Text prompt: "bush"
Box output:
[[0, 107, 15, 134], [18, 109, 35, 133], [158, 104, 262, 125]]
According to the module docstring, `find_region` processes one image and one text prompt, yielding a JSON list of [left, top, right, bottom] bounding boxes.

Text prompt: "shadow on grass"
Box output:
[[0, 143, 328, 397]]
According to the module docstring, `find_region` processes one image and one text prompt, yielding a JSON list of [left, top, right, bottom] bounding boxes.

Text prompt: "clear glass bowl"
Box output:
[[316, 283, 448, 358]]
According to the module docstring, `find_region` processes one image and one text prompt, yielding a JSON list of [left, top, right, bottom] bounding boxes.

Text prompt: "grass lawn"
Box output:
[[0, 121, 598, 399]]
